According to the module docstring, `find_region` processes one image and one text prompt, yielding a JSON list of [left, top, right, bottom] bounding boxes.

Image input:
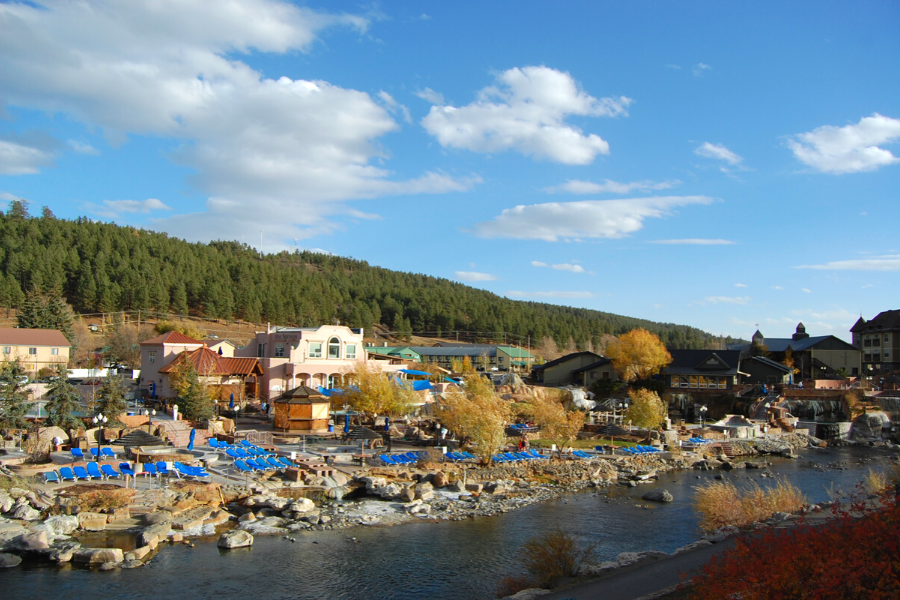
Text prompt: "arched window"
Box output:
[[328, 337, 341, 359]]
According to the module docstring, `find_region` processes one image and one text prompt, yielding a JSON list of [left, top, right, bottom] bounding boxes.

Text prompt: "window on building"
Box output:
[[874, 353, 881, 362], [874, 337, 881, 346], [328, 337, 341, 359], [689, 375, 698, 388], [864, 353, 872, 361], [2, 347, 9, 354], [274, 343, 285, 358], [149, 351, 156, 363], [257, 343, 266, 358], [51, 348, 59, 356], [698, 375, 708, 389], [309, 342, 322, 358], [28, 347, 37, 355], [886, 334, 891, 342], [590, 371, 597, 380], [884, 351, 890, 358], [864, 337, 872, 347], [602, 371, 610, 379], [346, 344, 357, 359]]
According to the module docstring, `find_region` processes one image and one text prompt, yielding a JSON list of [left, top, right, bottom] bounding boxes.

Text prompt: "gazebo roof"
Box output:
[[345, 426, 383, 441], [110, 429, 167, 448], [274, 385, 329, 404]]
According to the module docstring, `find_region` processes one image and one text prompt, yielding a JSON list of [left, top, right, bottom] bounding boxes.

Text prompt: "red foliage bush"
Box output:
[[689, 495, 900, 599]]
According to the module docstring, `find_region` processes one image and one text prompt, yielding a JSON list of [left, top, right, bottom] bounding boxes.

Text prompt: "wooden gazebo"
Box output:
[[273, 385, 330, 434]]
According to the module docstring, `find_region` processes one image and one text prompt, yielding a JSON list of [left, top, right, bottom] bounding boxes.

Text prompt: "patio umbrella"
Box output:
[[151, 382, 156, 397], [187, 428, 196, 451], [344, 413, 350, 434], [384, 417, 390, 432], [229, 393, 234, 410]]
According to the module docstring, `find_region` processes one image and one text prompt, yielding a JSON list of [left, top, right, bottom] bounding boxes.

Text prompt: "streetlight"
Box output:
[[698, 405, 708, 427], [92, 412, 108, 460], [141, 408, 156, 434]]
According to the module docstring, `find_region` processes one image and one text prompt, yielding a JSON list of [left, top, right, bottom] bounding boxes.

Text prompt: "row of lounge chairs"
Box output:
[[493, 450, 550, 463], [213, 438, 296, 477], [379, 452, 427, 466], [687, 437, 713, 444], [43, 460, 210, 483], [70, 447, 118, 461], [233, 456, 293, 474], [622, 445, 662, 455]]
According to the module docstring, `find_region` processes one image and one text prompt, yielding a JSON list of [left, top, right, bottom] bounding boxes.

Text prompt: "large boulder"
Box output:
[[642, 489, 674, 503], [0, 492, 13, 513], [141, 511, 173, 526], [289, 498, 315, 513], [11, 530, 50, 551], [77, 512, 108, 531], [0, 553, 22, 568], [44, 515, 80, 537], [433, 472, 449, 488], [73, 547, 124, 564], [849, 412, 890, 442], [377, 483, 403, 500], [218, 530, 254, 549], [10, 503, 41, 521], [139, 522, 172, 548]]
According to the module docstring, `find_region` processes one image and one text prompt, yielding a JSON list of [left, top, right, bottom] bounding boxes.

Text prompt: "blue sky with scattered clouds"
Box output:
[[1, 1, 898, 341]]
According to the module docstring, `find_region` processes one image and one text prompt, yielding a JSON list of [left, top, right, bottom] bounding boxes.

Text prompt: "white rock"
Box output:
[[44, 515, 80, 537], [218, 530, 254, 549]]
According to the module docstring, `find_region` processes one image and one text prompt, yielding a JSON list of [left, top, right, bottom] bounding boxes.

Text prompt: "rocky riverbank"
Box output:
[[0, 431, 862, 572]]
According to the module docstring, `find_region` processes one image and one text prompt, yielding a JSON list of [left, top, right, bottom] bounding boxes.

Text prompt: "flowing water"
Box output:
[[6, 446, 894, 600]]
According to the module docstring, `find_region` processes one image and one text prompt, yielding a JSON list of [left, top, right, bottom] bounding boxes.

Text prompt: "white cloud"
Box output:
[[377, 90, 411, 124], [693, 63, 712, 77], [695, 142, 743, 165], [66, 140, 100, 155], [787, 114, 900, 174], [795, 255, 900, 271], [552, 263, 585, 273], [650, 238, 735, 245], [771, 286, 784, 290], [455, 271, 497, 282], [506, 290, 594, 299], [421, 66, 631, 165], [0, 1, 472, 243], [415, 87, 445, 105], [473, 196, 714, 242], [543, 179, 680, 195], [0, 139, 55, 175], [703, 296, 751, 305], [735, 283, 747, 288], [531, 261, 548, 267], [665, 64, 682, 70], [802, 288, 812, 293], [85, 198, 173, 219]]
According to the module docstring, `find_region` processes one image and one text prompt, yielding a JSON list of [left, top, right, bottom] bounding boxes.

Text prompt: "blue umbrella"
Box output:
[[229, 393, 234, 410], [151, 382, 156, 397], [384, 417, 390, 432], [188, 428, 196, 451], [344, 413, 350, 434]]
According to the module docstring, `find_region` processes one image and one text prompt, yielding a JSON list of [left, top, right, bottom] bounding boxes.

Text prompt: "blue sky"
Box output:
[[1, 1, 899, 342]]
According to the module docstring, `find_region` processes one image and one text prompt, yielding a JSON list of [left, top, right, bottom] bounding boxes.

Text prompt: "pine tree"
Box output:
[[46, 366, 84, 431], [95, 374, 128, 426], [0, 360, 30, 430]]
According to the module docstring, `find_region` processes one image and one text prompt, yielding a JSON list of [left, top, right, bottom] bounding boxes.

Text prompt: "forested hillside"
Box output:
[[0, 202, 736, 349]]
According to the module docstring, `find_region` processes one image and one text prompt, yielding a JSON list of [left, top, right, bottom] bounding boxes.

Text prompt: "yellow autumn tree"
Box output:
[[340, 363, 417, 418], [606, 329, 672, 382], [437, 362, 511, 464], [529, 391, 586, 457], [625, 388, 667, 429]]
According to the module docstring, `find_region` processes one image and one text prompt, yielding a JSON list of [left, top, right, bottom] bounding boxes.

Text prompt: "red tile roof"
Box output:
[[140, 330, 204, 346], [158, 347, 263, 377], [0, 328, 71, 347]]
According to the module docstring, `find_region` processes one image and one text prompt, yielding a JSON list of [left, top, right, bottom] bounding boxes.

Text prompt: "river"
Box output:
[[5, 446, 894, 600]]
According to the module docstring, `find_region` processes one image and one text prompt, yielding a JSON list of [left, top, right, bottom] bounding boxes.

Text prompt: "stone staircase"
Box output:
[[157, 420, 206, 448], [717, 442, 736, 458]]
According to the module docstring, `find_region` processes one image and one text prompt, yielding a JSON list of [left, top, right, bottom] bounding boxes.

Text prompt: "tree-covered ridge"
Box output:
[[0, 203, 734, 349]]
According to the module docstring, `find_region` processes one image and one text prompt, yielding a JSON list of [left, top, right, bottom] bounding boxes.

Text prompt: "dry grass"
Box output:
[[521, 527, 596, 588], [693, 478, 807, 531], [863, 468, 889, 495]]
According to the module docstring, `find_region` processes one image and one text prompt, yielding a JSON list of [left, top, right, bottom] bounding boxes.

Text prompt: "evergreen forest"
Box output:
[[0, 202, 735, 350]]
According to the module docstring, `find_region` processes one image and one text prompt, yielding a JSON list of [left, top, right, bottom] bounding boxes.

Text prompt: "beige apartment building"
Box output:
[[0, 328, 71, 374]]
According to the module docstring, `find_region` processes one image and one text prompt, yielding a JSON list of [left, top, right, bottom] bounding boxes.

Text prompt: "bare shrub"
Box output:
[[694, 478, 807, 531], [863, 468, 889, 495], [496, 576, 535, 598], [521, 527, 596, 588]]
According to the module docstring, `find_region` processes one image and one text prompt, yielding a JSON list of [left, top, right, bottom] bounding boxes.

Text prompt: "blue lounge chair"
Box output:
[[101, 464, 121, 479], [226, 448, 241, 460], [242, 459, 263, 472], [71, 448, 85, 462], [89, 447, 100, 458], [155, 462, 171, 478], [526, 450, 548, 460], [380, 454, 398, 466], [234, 460, 254, 474], [461, 451, 478, 460], [59, 467, 77, 482], [143, 463, 159, 478], [173, 462, 210, 479], [240, 440, 254, 448], [492, 454, 508, 463], [235, 448, 251, 459], [42, 471, 60, 484], [73, 465, 91, 480], [119, 462, 136, 478], [276, 456, 293, 468], [266, 457, 284, 471], [217, 441, 232, 450], [101, 447, 117, 459], [86, 462, 103, 479], [208, 438, 221, 450]]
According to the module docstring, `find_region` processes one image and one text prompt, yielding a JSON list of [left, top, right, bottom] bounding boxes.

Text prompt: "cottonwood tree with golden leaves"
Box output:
[[340, 363, 417, 419], [529, 390, 586, 457], [606, 328, 672, 382], [625, 388, 667, 429], [438, 363, 511, 464]]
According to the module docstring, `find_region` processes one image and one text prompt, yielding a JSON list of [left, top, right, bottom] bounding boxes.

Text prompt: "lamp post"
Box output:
[[141, 408, 156, 434], [699, 405, 708, 428], [92, 412, 108, 460]]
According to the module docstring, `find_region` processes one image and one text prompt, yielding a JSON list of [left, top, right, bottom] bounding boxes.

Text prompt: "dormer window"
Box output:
[[328, 337, 341, 359]]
